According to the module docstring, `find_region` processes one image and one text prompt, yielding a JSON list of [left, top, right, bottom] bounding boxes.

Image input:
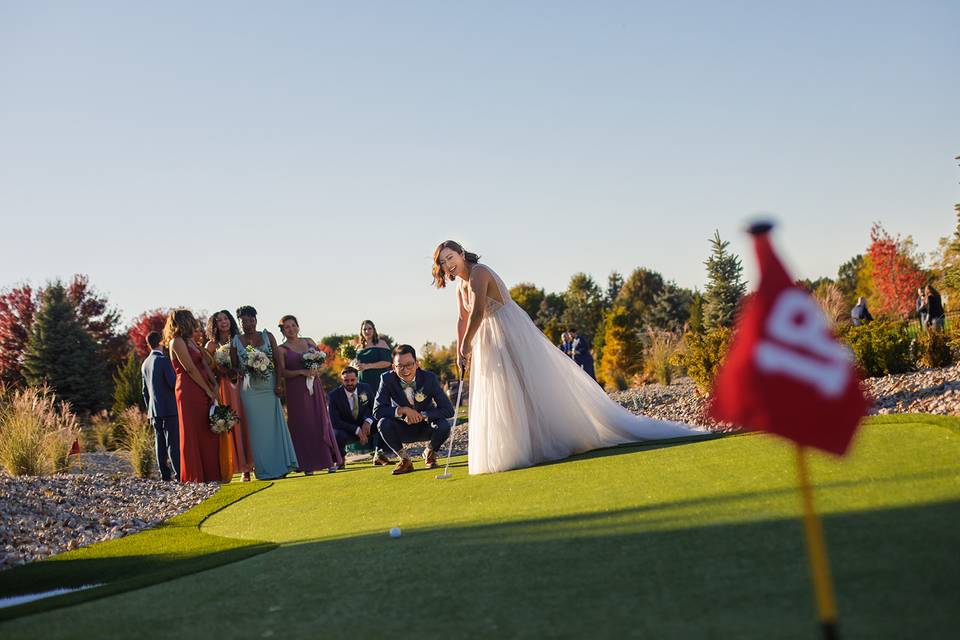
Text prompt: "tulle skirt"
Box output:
[[467, 301, 704, 474]]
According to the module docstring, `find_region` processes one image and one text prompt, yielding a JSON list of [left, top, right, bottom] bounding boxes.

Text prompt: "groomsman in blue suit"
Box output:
[[328, 366, 389, 466], [569, 327, 597, 381], [140, 331, 180, 481], [374, 344, 455, 475]]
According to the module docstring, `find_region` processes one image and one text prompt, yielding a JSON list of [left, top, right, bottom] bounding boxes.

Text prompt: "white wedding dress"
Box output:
[[465, 264, 705, 475]]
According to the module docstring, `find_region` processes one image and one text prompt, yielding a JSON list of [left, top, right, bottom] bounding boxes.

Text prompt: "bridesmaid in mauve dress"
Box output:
[[233, 306, 298, 480], [165, 309, 221, 483], [278, 315, 343, 473], [205, 310, 254, 482]]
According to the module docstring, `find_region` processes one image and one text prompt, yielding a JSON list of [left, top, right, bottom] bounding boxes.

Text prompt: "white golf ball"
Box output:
[[389, 527, 402, 538]]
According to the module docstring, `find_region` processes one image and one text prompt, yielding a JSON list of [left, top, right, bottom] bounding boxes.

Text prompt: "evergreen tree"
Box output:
[[648, 282, 694, 332], [687, 290, 705, 334], [112, 350, 143, 415], [703, 231, 746, 330], [604, 271, 624, 309], [535, 293, 567, 344], [560, 273, 604, 341], [836, 254, 864, 303], [598, 304, 644, 390], [616, 268, 665, 326], [22, 282, 109, 412]]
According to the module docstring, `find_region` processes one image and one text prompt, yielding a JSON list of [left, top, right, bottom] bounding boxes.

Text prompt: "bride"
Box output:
[[433, 240, 706, 475]]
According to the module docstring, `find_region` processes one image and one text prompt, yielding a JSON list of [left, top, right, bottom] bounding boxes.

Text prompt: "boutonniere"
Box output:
[[414, 390, 426, 403], [359, 392, 369, 404]]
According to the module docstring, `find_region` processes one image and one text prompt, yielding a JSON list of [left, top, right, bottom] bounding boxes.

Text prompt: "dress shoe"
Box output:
[[374, 453, 391, 466], [424, 449, 438, 469], [392, 458, 415, 475]]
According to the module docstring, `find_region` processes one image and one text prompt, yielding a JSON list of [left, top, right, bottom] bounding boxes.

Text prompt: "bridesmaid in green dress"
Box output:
[[232, 305, 298, 480], [355, 320, 392, 392]]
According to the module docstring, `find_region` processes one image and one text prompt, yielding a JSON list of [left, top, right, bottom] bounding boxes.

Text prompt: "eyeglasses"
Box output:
[[394, 361, 417, 371]]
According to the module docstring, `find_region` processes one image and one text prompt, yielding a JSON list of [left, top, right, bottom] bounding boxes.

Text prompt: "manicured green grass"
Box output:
[[2, 415, 959, 639], [0, 481, 276, 621]]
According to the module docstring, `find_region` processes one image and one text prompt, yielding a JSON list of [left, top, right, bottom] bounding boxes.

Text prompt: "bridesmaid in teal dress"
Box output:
[[355, 319, 392, 392], [232, 305, 298, 480]]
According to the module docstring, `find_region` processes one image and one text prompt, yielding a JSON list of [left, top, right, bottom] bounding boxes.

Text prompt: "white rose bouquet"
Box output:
[[209, 404, 239, 434], [214, 344, 232, 370], [244, 345, 274, 380], [302, 348, 327, 395]]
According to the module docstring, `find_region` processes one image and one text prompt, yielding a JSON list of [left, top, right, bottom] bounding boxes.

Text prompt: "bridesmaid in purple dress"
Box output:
[[278, 315, 343, 474]]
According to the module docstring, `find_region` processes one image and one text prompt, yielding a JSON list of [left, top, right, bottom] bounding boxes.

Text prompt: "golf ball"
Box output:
[[389, 527, 402, 538]]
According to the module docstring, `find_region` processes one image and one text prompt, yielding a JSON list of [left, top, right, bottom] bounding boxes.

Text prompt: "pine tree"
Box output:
[[703, 231, 746, 330], [22, 282, 109, 413], [687, 290, 704, 334], [112, 350, 143, 415], [648, 282, 694, 332], [598, 304, 644, 390], [604, 271, 624, 309]]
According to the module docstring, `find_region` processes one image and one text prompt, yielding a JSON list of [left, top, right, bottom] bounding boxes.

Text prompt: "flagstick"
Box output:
[[795, 445, 840, 640]]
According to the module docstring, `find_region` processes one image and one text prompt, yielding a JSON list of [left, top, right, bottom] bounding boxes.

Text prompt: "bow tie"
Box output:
[[400, 379, 416, 390]]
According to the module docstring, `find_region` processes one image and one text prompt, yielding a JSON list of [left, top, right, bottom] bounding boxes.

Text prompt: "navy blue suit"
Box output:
[[327, 382, 378, 458], [141, 350, 180, 481], [571, 335, 597, 381], [374, 369, 454, 454]]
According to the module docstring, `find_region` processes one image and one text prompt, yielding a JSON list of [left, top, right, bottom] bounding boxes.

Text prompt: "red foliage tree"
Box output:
[[0, 284, 37, 386], [127, 309, 170, 359], [66, 275, 126, 366], [867, 223, 928, 318]]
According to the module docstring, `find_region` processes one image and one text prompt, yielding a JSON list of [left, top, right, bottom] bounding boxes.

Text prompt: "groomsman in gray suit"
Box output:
[[141, 331, 180, 481]]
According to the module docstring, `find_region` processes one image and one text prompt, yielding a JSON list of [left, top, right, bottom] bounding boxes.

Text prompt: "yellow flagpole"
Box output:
[[795, 445, 840, 640]]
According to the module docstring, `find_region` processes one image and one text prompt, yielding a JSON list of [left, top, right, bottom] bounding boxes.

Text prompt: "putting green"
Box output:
[[2, 415, 958, 639]]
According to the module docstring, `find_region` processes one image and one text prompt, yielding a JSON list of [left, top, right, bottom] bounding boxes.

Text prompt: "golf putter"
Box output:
[[436, 371, 465, 480]]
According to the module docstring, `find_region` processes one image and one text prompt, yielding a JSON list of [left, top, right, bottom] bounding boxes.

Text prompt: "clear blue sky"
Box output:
[[1, 1, 957, 348]]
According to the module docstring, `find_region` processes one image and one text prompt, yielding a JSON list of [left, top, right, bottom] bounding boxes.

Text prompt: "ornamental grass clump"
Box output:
[[644, 330, 681, 386], [0, 385, 81, 476], [118, 406, 155, 478]]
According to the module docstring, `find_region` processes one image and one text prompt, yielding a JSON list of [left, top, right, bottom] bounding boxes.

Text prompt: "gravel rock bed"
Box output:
[[1, 473, 218, 571]]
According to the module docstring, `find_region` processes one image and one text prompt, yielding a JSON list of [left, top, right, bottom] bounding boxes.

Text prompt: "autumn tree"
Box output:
[[866, 223, 928, 318], [509, 283, 545, 322], [598, 304, 644, 391], [0, 284, 36, 387], [127, 309, 169, 360]]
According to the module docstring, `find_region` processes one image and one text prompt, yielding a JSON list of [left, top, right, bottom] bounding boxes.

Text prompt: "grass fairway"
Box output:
[[2, 415, 959, 638]]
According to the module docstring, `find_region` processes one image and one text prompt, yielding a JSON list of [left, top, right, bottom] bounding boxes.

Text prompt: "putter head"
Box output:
[[435, 472, 453, 480]]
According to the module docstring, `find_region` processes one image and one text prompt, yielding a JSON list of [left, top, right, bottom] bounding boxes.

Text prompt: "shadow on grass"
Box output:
[[0, 482, 278, 621], [4, 499, 958, 639]]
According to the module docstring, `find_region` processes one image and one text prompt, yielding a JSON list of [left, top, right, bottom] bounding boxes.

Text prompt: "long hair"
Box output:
[[359, 319, 380, 348], [206, 309, 240, 343], [163, 308, 197, 347], [432, 240, 480, 289]]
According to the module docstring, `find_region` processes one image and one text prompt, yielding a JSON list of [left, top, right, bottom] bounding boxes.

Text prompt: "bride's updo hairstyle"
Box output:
[[432, 240, 480, 289]]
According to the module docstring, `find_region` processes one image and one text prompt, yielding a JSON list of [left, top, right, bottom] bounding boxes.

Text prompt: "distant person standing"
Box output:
[[920, 285, 945, 330], [916, 288, 928, 329], [355, 320, 392, 392], [851, 297, 873, 326], [141, 331, 180, 481], [568, 327, 597, 381], [559, 331, 574, 357]]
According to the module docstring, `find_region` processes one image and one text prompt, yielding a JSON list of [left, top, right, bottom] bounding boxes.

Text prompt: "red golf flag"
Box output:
[[710, 222, 868, 455], [69, 438, 81, 456]]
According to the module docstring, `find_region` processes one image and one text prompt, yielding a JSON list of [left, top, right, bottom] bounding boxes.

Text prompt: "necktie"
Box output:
[[350, 391, 359, 419]]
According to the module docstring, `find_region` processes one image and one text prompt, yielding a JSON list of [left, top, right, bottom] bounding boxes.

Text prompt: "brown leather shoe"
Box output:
[[374, 453, 391, 466], [392, 458, 415, 475], [424, 449, 438, 469]]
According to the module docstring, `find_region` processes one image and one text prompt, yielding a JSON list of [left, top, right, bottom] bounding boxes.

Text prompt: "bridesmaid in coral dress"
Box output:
[[165, 309, 221, 483], [278, 315, 343, 474], [205, 310, 254, 482]]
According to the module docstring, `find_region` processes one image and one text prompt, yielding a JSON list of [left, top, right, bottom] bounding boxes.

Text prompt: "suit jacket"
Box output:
[[327, 382, 375, 435], [571, 335, 594, 365], [373, 369, 454, 424], [141, 351, 178, 419]]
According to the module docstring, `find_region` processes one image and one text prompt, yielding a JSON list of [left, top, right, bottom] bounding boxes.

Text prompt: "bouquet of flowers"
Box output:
[[302, 348, 327, 395], [214, 344, 232, 370], [209, 403, 239, 434], [244, 345, 274, 380], [339, 342, 357, 360]]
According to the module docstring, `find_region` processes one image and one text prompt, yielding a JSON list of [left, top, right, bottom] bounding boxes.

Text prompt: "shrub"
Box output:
[[85, 410, 119, 451], [914, 328, 953, 369], [837, 321, 915, 377], [117, 406, 155, 478], [678, 327, 732, 394], [598, 305, 644, 391], [813, 282, 848, 329], [112, 351, 143, 415], [0, 385, 81, 476], [644, 330, 682, 386]]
